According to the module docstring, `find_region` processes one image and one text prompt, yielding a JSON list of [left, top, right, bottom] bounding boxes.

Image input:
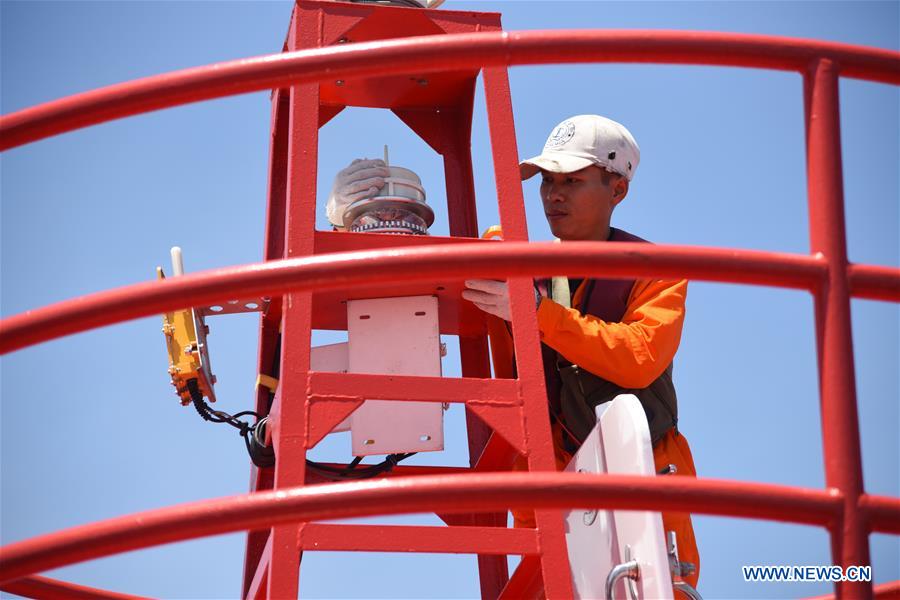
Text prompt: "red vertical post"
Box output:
[[264, 7, 323, 597], [803, 57, 871, 599], [483, 65, 574, 598], [242, 88, 289, 599]]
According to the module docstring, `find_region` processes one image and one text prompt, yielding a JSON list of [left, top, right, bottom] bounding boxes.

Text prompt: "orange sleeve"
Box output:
[[535, 278, 688, 388]]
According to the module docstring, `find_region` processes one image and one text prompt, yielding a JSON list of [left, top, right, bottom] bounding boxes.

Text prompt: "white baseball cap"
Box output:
[[519, 114, 640, 182]]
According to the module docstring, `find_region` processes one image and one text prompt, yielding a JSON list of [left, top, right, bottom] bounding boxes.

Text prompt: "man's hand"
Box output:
[[462, 279, 512, 321], [326, 158, 391, 227]]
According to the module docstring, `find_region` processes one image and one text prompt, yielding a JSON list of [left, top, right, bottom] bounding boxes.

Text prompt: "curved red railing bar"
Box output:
[[0, 243, 837, 355], [0, 575, 151, 600], [847, 263, 900, 302], [0, 472, 847, 584], [859, 494, 900, 536], [1, 30, 899, 151], [808, 580, 900, 600]]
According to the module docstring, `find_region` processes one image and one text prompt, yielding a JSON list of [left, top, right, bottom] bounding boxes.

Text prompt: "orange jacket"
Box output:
[[538, 278, 688, 388], [489, 276, 700, 589]]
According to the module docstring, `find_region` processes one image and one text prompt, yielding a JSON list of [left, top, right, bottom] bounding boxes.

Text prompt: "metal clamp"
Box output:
[[605, 545, 640, 600], [673, 581, 703, 600], [576, 469, 599, 525], [667, 531, 702, 599]]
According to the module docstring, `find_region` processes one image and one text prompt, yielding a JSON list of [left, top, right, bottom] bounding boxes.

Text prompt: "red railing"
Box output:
[[1, 31, 899, 151], [1, 29, 899, 599]]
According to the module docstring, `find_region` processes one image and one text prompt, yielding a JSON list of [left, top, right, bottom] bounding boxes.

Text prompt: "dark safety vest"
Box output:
[[541, 227, 679, 449]]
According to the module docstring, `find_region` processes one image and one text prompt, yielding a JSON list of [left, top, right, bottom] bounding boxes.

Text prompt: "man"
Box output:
[[462, 114, 700, 588]]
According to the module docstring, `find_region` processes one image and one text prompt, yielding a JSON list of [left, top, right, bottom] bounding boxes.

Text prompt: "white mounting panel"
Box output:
[[347, 295, 443, 456], [563, 396, 673, 599]]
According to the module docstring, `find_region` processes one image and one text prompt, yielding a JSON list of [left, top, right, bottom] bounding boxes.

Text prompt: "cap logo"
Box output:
[[545, 120, 576, 149]]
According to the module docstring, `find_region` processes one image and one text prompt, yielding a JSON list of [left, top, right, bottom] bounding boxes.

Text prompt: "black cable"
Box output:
[[305, 453, 416, 480], [187, 378, 416, 478], [343, 456, 363, 474], [189, 379, 259, 432]]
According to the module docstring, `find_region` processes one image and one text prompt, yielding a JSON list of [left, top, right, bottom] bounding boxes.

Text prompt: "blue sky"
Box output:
[[1, 1, 897, 598]]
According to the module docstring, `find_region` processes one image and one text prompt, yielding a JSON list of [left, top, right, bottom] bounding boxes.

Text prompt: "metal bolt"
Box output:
[[577, 468, 598, 524], [338, 37, 349, 43], [335, 80, 345, 86]]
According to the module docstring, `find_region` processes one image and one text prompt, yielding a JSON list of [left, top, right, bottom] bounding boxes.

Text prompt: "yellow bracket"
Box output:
[[482, 225, 503, 240], [256, 374, 279, 393], [158, 267, 210, 406]]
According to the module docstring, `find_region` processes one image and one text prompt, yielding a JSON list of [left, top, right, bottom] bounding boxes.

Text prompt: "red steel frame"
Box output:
[[1, 8, 899, 600], [259, 4, 584, 597]]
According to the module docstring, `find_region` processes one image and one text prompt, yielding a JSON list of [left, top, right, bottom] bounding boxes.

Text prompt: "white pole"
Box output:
[[170, 246, 185, 277], [384, 144, 394, 196]]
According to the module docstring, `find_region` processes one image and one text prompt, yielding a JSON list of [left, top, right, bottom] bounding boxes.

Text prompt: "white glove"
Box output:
[[326, 158, 391, 227], [462, 279, 512, 321]]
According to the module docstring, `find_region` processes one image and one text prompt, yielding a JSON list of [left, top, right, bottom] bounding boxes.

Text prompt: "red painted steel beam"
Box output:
[[859, 494, 900, 535], [2, 30, 898, 151], [847, 263, 900, 303], [298, 523, 539, 555], [244, 534, 271, 600], [0, 472, 843, 583], [474, 432, 519, 472], [0, 242, 828, 355], [309, 371, 518, 405], [0, 575, 151, 600], [499, 555, 542, 600]]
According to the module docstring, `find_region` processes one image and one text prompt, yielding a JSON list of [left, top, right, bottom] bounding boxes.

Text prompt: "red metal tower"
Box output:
[[243, 2, 573, 597]]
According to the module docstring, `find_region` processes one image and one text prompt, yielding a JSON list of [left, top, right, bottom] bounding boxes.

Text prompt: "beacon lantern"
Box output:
[[315, 146, 445, 456], [342, 156, 435, 235]]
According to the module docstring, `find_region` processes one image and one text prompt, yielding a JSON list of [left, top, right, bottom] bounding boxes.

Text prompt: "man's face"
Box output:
[[539, 165, 628, 241]]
